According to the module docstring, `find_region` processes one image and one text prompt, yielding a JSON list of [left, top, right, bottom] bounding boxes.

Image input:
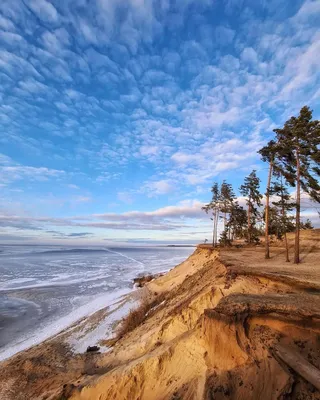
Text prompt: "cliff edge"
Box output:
[[0, 230, 319, 400]]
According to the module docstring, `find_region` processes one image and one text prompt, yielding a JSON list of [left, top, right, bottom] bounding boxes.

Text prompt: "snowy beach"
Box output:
[[0, 245, 193, 361]]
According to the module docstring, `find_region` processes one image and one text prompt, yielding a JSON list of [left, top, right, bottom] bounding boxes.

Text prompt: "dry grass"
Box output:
[[116, 292, 167, 339]]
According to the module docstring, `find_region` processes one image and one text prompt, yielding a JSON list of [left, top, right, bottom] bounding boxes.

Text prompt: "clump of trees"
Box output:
[[203, 106, 320, 264], [202, 181, 237, 247], [264, 106, 320, 263], [202, 180, 250, 247]]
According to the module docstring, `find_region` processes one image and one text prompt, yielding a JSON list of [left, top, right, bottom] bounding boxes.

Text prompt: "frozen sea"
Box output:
[[0, 244, 194, 360]]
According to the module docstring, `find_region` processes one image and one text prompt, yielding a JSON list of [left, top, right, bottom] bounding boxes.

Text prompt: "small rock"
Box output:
[[86, 345, 100, 353]]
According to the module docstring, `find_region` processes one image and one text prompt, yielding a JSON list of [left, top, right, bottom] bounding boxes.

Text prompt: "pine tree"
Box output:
[[274, 106, 320, 263], [240, 170, 263, 244], [269, 176, 295, 262], [220, 181, 236, 244], [258, 140, 277, 259], [265, 207, 282, 239], [219, 229, 231, 246], [202, 182, 221, 247], [227, 202, 247, 240], [211, 182, 221, 247]]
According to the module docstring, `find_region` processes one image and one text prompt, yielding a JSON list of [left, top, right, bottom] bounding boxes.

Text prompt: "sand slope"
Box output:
[[0, 230, 319, 400]]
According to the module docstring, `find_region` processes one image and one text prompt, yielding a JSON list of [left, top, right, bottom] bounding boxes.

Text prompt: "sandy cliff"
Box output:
[[0, 230, 319, 400]]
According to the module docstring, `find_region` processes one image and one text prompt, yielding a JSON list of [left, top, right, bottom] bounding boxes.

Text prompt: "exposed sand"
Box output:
[[0, 229, 319, 400]]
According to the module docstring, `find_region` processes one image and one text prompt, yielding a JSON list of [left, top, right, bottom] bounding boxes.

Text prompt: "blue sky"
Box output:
[[0, 0, 319, 244]]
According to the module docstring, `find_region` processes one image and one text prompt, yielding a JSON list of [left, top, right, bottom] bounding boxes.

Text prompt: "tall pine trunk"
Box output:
[[212, 210, 216, 247], [224, 209, 227, 244], [294, 152, 301, 264], [284, 231, 290, 263], [280, 176, 290, 262], [215, 209, 220, 245], [265, 161, 273, 259], [247, 202, 251, 243]]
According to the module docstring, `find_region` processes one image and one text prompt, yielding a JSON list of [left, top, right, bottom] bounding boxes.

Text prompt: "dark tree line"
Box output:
[[203, 106, 320, 264]]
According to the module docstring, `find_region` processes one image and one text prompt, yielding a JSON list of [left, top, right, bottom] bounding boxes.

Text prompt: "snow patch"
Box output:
[[68, 297, 136, 354], [0, 287, 132, 361]]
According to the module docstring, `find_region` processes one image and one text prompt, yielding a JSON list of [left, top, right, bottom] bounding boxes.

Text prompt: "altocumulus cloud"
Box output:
[[0, 0, 319, 242]]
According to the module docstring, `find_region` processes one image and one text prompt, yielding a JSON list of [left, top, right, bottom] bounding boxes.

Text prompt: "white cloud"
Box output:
[[41, 29, 70, 54], [241, 47, 258, 65], [143, 179, 175, 196], [0, 15, 16, 31], [96, 171, 121, 183], [0, 165, 65, 184], [171, 152, 202, 165], [0, 198, 208, 232], [291, 0, 320, 22], [0, 153, 14, 166], [280, 33, 320, 96], [186, 106, 242, 130], [0, 50, 41, 79], [28, 0, 59, 23], [140, 145, 159, 156], [78, 18, 99, 44], [0, 31, 25, 47], [19, 78, 50, 94]]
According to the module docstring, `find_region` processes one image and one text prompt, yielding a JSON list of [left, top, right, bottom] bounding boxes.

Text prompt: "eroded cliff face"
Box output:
[[1, 231, 319, 400], [67, 231, 320, 400]]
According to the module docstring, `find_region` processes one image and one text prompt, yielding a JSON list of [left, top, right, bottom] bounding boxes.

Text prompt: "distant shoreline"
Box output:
[[165, 244, 196, 247]]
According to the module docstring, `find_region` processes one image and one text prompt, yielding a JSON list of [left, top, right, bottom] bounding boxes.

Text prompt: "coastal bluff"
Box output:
[[0, 229, 319, 400]]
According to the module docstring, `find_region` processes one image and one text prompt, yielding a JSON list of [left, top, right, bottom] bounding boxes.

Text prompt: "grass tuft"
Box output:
[[116, 292, 167, 339]]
